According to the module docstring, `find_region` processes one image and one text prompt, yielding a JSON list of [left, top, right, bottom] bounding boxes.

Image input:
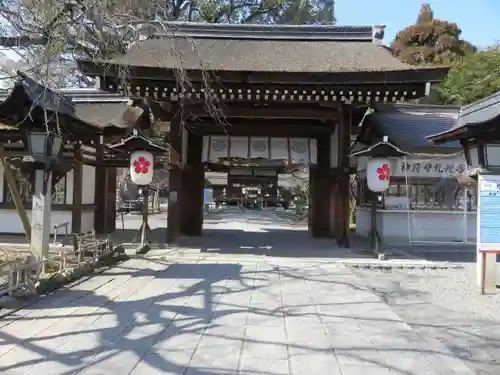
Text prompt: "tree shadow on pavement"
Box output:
[[0, 252, 493, 375]]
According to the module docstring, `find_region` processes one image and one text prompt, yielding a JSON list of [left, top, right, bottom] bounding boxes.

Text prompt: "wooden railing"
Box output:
[[0, 232, 113, 297]]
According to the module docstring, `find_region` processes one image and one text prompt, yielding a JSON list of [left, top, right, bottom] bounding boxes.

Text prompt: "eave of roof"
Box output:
[[0, 87, 130, 104], [427, 91, 500, 143], [0, 77, 133, 132], [350, 138, 411, 157]]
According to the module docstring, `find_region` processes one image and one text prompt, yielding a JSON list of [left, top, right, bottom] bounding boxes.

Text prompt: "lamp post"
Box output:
[[351, 136, 410, 260], [23, 131, 62, 268], [108, 129, 170, 254]]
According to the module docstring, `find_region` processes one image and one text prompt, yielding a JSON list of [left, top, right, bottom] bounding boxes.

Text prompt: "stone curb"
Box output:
[[345, 262, 463, 270]]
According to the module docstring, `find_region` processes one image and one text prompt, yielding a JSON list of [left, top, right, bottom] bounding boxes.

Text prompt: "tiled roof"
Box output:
[[361, 104, 462, 153], [0, 79, 132, 129], [427, 91, 500, 142]]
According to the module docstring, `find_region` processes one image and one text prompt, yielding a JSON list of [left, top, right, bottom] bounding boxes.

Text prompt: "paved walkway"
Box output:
[[0, 259, 476, 375], [0, 209, 477, 375]]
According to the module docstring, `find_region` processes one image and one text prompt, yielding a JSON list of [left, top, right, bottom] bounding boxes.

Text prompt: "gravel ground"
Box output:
[[352, 258, 500, 375]]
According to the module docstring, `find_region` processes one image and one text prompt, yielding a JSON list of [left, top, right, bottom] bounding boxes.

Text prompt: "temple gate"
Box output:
[[77, 22, 448, 247]]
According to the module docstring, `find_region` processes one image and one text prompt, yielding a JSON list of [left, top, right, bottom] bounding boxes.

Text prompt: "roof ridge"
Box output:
[[460, 90, 500, 115], [149, 22, 382, 42], [0, 87, 129, 103]]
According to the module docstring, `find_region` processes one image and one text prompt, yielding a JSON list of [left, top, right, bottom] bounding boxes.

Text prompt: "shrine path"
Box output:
[[0, 208, 476, 375]]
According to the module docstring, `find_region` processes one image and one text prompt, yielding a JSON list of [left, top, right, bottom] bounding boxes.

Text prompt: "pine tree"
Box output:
[[391, 3, 476, 65]]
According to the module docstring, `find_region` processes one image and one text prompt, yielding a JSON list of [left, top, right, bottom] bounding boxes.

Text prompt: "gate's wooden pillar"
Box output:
[[310, 133, 334, 238], [72, 143, 83, 234], [166, 111, 183, 244], [94, 136, 106, 235], [180, 132, 204, 236], [332, 106, 352, 247]]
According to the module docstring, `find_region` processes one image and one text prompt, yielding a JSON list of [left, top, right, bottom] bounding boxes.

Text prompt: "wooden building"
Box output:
[[0, 74, 135, 236], [77, 22, 448, 245], [354, 103, 476, 243]]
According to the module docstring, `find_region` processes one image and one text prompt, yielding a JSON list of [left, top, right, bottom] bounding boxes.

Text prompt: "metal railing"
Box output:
[[52, 221, 70, 245]]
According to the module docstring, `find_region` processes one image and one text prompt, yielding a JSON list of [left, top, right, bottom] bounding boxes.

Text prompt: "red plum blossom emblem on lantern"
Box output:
[[377, 163, 390, 181], [133, 156, 151, 174]]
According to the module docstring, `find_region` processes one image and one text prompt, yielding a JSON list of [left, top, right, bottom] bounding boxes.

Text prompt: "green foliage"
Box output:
[[195, 0, 335, 24], [391, 3, 475, 65], [276, 0, 335, 25], [430, 46, 500, 105]]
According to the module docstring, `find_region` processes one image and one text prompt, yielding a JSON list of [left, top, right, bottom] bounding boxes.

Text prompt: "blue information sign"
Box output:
[[203, 189, 211, 204], [478, 175, 500, 247]]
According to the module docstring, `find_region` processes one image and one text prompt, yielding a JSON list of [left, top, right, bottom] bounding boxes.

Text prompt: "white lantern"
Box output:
[[130, 150, 154, 185], [367, 157, 391, 192]]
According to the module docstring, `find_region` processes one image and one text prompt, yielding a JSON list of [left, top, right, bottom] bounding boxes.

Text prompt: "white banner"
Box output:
[[202, 136, 317, 164]]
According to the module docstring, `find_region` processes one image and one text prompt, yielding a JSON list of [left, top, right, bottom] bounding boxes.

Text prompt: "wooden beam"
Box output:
[[93, 66, 447, 86], [187, 103, 340, 120], [99, 76, 427, 105], [190, 118, 334, 137], [0, 145, 31, 240]]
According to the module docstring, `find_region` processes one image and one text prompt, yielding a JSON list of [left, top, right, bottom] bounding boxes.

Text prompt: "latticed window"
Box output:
[[52, 177, 66, 204], [4, 168, 33, 204], [3, 169, 67, 205]]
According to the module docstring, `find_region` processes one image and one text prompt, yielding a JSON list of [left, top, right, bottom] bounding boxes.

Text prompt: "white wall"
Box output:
[[0, 209, 72, 234], [81, 210, 95, 234], [0, 165, 98, 235], [356, 208, 476, 243], [65, 169, 74, 204], [82, 165, 96, 204]]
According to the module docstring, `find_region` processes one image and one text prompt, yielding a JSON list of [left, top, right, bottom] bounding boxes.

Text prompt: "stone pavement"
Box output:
[[0, 208, 479, 374], [0, 255, 476, 375]]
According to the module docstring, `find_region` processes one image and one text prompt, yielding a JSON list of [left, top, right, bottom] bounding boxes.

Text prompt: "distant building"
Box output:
[[354, 103, 476, 243]]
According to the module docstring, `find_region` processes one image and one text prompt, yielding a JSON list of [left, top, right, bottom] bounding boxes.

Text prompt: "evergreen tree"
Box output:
[[391, 3, 476, 65], [430, 46, 500, 105]]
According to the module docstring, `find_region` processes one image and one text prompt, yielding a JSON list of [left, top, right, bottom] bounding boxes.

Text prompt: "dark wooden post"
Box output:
[[72, 143, 83, 234], [333, 105, 352, 247], [181, 132, 204, 236], [310, 132, 332, 238], [166, 109, 183, 244], [94, 136, 106, 234]]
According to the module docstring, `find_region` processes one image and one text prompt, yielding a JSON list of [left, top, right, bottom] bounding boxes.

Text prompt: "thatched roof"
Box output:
[[78, 22, 447, 79]]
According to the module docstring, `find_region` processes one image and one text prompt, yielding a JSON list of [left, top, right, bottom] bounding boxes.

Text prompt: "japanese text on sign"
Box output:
[[478, 175, 500, 249], [395, 159, 467, 178]]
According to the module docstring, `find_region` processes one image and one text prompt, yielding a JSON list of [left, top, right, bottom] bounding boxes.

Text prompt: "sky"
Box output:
[[336, 0, 500, 49]]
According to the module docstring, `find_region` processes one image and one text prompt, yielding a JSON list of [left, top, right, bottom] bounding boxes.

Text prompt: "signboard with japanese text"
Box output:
[[394, 157, 467, 178], [477, 175, 500, 250]]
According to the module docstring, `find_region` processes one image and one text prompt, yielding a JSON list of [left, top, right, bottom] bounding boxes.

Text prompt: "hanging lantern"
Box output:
[[367, 157, 391, 192], [130, 150, 154, 185]]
